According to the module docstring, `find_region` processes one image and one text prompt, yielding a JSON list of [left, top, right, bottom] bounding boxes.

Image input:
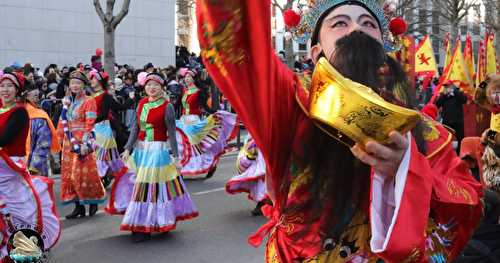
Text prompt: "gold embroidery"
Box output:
[[303, 212, 376, 263], [288, 168, 312, 197], [426, 132, 452, 159], [422, 118, 440, 142], [279, 211, 305, 235], [447, 179, 473, 204], [200, 0, 245, 76], [266, 234, 281, 263], [401, 248, 422, 263]]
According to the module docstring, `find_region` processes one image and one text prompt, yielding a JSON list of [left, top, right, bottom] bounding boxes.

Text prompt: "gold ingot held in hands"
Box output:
[[309, 57, 421, 147]]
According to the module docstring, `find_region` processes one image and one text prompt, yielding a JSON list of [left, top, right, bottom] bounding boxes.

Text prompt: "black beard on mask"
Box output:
[[293, 32, 391, 239], [325, 30, 387, 93]]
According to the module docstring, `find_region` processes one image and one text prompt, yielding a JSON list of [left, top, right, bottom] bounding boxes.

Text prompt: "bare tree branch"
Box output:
[[482, 0, 500, 31], [272, 0, 284, 13], [105, 0, 115, 24], [93, 0, 106, 24], [111, 0, 131, 28]]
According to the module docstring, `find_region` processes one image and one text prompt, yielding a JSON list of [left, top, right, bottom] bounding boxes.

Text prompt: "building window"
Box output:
[[299, 43, 307, 51]]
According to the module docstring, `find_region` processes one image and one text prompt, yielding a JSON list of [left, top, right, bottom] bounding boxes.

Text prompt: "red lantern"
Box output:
[[95, 48, 103, 57], [389, 17, 408, 36], [283, 9, 301, 28]]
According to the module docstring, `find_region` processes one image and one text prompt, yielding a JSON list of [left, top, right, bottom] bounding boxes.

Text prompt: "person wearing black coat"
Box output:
[[435, 81, 468, 151]]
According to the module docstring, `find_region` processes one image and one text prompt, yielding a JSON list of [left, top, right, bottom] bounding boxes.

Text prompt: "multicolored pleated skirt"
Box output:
[[120, 140, 198, 233], [0, 152, 61, 260], [225, 134, 267, 202], [177, 111, 237, 176], [93, 120, 123, 178]]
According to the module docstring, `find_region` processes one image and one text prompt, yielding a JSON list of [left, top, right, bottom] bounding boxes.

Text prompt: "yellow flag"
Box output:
[[415, 35, 437, 76], [464, 33, 475, 81], [443, 33, 452, 69], [476, 40, 486, 88], [486, 33, 498, 74], [442, 40, 474, 96]]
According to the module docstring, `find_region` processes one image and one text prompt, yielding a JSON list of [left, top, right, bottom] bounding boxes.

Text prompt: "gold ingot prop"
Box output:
[[491, 113, 500, 133], [309, 57, 421, 147]]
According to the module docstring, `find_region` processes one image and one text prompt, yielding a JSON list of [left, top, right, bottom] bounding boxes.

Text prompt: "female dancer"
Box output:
[[119, 73, 198, 242], [58, 71, 105, 219], [24, 84, 61, 177], [89, 71, 134, 187], [0, 72, 60, 261], [177, 69, 237, 178], [225, 133, 269, 216]]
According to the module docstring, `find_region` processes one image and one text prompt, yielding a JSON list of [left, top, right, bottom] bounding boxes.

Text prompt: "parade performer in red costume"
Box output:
[[225, 132, 269, 216], [177, 69, 237, 178], [474, 74, 500, 195], [117, 73, 198, 243], [0, 72, 60, 262], [197, 0, 483, 262], [58, 71, 106, 219], [89, 70, 135, 190]]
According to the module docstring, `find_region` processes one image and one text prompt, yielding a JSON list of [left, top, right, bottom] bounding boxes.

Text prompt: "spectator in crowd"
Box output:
[[144, 63, 155, 74], [435, 80, 468, 151]]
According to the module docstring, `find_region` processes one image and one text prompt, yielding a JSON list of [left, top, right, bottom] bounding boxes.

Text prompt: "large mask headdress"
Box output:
[[284, 0, 407, 52], [285, 1, 417, 147]]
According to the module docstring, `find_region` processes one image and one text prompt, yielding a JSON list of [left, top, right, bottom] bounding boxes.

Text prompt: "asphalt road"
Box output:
[[48, 153, 267, 263]]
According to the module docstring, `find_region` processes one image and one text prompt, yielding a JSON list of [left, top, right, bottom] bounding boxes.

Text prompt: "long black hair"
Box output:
[[283, 31, 427, 246]]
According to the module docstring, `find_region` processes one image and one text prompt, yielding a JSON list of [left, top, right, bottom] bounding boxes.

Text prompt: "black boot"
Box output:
[[89, 204, 98, 217], [251, 201, 265, 216], [65, 203, 86, 219], [101, 172, 114, 189], [132, 232, 151, 243], [205, 166, 217, 179]]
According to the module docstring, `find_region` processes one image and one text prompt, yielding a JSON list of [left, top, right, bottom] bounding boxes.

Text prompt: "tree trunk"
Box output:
[[450, 21, 459, 48], [104, 25, 115, 81], [284, 38, 295, 69], [177, 0, 192, 49]]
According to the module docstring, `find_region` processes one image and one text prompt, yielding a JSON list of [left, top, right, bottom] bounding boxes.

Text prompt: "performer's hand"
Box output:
[[172, 157, 182, 173], [80, 144, 90, 156], [351, 131, 409, 179], [62, 97, 71, 107], [121, 149, 130, 160], [481, 129, 490, 144]]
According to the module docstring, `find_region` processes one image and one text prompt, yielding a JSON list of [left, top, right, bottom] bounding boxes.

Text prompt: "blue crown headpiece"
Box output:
[[291, 0, 395, 51]]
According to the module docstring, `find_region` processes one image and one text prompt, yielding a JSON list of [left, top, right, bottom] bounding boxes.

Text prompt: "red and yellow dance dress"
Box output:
[[58, 94, 106, 205]]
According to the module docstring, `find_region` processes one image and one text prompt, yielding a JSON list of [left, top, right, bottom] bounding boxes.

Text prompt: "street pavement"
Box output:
[[48, 153, 266, 263]]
